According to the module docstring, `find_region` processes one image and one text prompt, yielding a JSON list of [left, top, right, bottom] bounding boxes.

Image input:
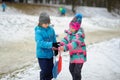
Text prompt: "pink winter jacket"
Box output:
[[60, 28, 87, 63]]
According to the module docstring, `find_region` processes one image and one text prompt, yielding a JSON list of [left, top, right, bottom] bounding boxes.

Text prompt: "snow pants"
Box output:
[[69, 63, 83, 80], [38, 58, 53, 80], [3, 8, 5, 12]]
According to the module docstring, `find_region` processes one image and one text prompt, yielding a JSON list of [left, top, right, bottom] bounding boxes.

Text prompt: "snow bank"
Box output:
[[76, 7, 119, 18], [76, 7, 120, 30], [0, 14, 37, 42], [0, 4, 22, 15], [0, 13, 119, 42]]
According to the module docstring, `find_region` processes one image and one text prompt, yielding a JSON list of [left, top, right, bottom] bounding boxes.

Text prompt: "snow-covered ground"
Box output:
[[0, 4, 120, 80], [1, 38, 120, 80], [76, 7, 120, 31]]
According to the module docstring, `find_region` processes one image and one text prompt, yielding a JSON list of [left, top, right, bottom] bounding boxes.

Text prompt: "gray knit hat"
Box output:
[[39, 12, 50, 25]]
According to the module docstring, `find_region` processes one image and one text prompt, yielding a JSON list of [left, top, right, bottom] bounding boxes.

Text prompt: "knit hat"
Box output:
[[69, 13, 83, 30], [71, 13, 82, 23], [39, 12, 50, 25]]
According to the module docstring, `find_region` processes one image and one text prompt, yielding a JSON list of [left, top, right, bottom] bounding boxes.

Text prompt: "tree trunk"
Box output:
[[106, 0, 111, 12], [71, 0, 79, 13], [71, 0, 76, 13]]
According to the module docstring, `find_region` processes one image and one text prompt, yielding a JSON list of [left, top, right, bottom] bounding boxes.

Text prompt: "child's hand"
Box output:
[[52, 42, 60, 48], [52, 47, 58, 56], [52, 47, 58, 50], [59, 46, 64, 51]]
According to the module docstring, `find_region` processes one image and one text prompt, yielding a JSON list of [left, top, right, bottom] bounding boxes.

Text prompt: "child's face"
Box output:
[[41, 23, 49, 28], [70, 27, 76, 33]]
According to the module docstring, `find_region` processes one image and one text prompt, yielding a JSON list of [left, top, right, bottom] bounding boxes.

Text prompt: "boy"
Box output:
[[35, 12, 59, 80]]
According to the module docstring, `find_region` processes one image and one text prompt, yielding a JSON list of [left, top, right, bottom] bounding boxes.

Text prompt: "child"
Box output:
[[59, 7, 66, 16], [59, 13, 86, 80], [2, 2, 6, 12], [35, 12, 59, 80]]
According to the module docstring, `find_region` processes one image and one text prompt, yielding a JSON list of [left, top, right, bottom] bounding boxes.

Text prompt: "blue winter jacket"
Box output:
[[2, 3, 6, 9], [35, 25, 57, 59]]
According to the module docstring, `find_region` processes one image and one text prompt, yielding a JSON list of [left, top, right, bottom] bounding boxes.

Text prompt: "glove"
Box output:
[[52, 42, 60, 48], [54, 50, 58, 56], [52, 42, 60, 56]]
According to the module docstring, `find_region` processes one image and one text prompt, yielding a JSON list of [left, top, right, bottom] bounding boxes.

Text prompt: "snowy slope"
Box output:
[[0, 5, 21, 15], [76, 7, 116, 18], [76, 7, 120, 30], [0, 14, 36, 42], [1, 38, 120, 80]]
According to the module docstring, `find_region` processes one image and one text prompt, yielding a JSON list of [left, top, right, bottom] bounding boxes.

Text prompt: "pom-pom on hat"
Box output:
[[71, 13, 83, 24]]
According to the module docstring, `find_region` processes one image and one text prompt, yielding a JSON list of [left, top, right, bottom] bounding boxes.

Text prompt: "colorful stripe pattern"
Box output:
[[60, 28, 86, 63]]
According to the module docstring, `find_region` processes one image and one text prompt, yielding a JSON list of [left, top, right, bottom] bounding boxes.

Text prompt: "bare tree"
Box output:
[[71, 0, 78, 14]]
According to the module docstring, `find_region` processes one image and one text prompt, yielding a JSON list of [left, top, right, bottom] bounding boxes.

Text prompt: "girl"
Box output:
[[59, 13, 86, 80], [2, 2, 6, 12]]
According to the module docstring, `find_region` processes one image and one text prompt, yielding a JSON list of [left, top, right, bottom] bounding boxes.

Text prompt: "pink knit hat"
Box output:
[[69, 22, 81, 31], [69, 13, 83, 31]]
